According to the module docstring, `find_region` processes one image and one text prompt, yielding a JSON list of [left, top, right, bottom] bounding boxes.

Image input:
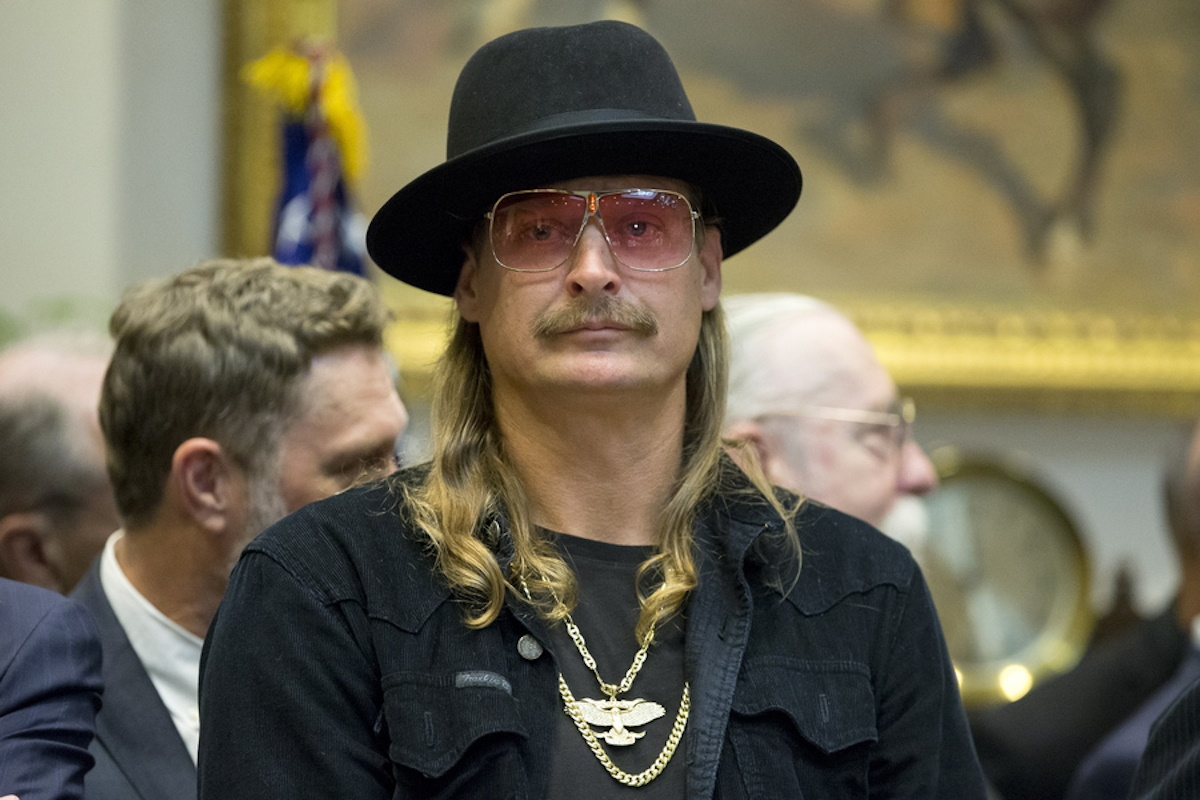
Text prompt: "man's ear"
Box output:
[[699, 225, 723, 311], [0, 512, 61, 591], [725, 418, 796, 489], [455, 247, 482, 323], [171, 438, 238, 533], [724, 420, 772, 471]]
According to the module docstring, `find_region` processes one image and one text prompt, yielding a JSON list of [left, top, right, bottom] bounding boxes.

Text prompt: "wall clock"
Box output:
[[913, 448, 1094, 708]]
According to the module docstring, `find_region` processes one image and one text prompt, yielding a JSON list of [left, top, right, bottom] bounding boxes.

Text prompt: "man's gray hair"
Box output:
[[723, 292, 841, 426]]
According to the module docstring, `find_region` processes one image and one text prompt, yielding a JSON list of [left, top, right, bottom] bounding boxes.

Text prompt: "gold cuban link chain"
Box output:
[[559, 672, 691, 786]]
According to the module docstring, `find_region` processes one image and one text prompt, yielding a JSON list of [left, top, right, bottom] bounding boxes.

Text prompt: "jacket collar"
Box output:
[[693, 455, 797, 574]]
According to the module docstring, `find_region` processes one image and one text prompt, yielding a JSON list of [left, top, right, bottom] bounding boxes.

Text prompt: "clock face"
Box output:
[[911, 448, 1094, 708]]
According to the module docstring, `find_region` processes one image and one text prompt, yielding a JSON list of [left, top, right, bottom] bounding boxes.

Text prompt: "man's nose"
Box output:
[[899, 439, 940, 496], [563, 224, 622, 297]]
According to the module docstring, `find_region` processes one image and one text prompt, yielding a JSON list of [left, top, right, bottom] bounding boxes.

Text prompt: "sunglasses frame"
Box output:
[[484, 188, 701, 274]]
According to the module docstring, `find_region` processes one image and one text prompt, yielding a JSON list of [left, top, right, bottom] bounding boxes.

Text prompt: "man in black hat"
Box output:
[[198, 21, 985, 798]]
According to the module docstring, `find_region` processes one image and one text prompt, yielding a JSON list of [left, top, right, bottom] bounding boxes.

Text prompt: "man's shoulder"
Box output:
[[0, 577, 100, 675], [252, 469, 419, 550], [786, 501, 920, 608], [706, 474, 920, 611], [70, 563, 124, 644], [0, 581, 104, 800], [794, 501, 914, 566], [704, 461, 918, 591], [240, 468, 434, 600], [66, 566, 195, 799], [70, 562, 165, 704], [0, 578, 72, 637]]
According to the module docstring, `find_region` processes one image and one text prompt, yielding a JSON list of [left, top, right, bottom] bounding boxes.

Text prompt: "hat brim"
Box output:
[[366, 119, 802, 296]]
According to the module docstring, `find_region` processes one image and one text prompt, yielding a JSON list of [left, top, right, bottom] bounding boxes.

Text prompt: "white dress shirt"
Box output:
[[100, 531, 203, 763]]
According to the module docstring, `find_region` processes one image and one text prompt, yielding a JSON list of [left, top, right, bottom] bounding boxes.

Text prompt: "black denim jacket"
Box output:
[[198, 466, 986, 799]]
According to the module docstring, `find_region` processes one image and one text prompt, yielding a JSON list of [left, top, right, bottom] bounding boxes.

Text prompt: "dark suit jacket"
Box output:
[[0, 577, 103, 800], [1129, 670, 1200, 799], [73, 562, 196, 800], [970, 606, 1188, 800], [1067, 647, 1200, 800]]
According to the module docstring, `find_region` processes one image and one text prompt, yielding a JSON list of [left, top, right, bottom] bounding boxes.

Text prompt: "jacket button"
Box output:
[[517, 634, 543, 660]]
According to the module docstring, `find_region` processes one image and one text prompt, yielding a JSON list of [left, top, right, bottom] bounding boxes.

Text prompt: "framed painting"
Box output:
[[222, 0, 1200, 413]]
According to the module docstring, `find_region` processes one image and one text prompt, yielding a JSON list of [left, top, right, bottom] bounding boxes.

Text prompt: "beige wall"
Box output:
[[0, 0, 221, 330]]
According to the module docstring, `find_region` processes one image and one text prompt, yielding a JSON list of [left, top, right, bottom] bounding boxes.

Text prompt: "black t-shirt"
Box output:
[[543, 532, 688, 799]]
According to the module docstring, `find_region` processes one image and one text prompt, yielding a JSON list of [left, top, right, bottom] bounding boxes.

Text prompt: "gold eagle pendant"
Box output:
[[570, 696, 667, 746]]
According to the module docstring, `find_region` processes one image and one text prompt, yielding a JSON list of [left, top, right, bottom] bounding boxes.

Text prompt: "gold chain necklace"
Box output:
[[520, 577, 690, 786], [564, 614, 652, 698]]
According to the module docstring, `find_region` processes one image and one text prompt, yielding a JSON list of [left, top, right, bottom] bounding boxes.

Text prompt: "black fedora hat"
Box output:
[[366, 20, 802, 296]]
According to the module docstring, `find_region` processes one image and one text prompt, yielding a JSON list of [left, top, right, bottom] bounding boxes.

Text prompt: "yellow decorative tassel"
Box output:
[[241, 40, 368, 183]]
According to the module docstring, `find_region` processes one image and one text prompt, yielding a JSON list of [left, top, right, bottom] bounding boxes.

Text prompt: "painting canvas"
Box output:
[[225, 0, 1200, 409]]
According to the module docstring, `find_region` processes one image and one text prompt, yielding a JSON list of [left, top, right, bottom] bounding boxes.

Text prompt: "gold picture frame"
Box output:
[[221, 0, 1200, 414]]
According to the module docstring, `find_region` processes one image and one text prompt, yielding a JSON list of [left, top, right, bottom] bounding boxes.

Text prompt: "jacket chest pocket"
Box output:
[[724, 657, 878, 799], [382, 671, 530, 800]]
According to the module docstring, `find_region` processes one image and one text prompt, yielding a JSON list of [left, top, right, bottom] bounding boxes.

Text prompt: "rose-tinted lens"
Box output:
[[597, 191, 695, 270], [490, 192, 588, 272]]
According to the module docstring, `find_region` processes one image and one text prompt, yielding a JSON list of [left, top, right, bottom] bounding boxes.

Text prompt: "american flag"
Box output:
[[244, 41, 368, 274]]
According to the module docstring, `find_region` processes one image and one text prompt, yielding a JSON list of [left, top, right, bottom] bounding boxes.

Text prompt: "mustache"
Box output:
[[532, 295, 659, 339]]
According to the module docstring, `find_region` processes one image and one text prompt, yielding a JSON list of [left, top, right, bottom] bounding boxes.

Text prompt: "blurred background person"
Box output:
[[723, 292, 938, 530], [0, 330, 118, 592], [1125, 646, 1200, 799], [970, 412, 1200, 800], [1064, 412, 1200, 800], [75, 258, 408, 800], [0, 577, 103, 800]]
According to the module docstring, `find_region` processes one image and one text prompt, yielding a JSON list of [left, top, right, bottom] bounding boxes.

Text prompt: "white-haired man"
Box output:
[[724, 292, 938, 530]]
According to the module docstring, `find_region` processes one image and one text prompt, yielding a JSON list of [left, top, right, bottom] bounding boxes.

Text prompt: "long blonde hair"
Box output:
[[405, 301, 797, 640]]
